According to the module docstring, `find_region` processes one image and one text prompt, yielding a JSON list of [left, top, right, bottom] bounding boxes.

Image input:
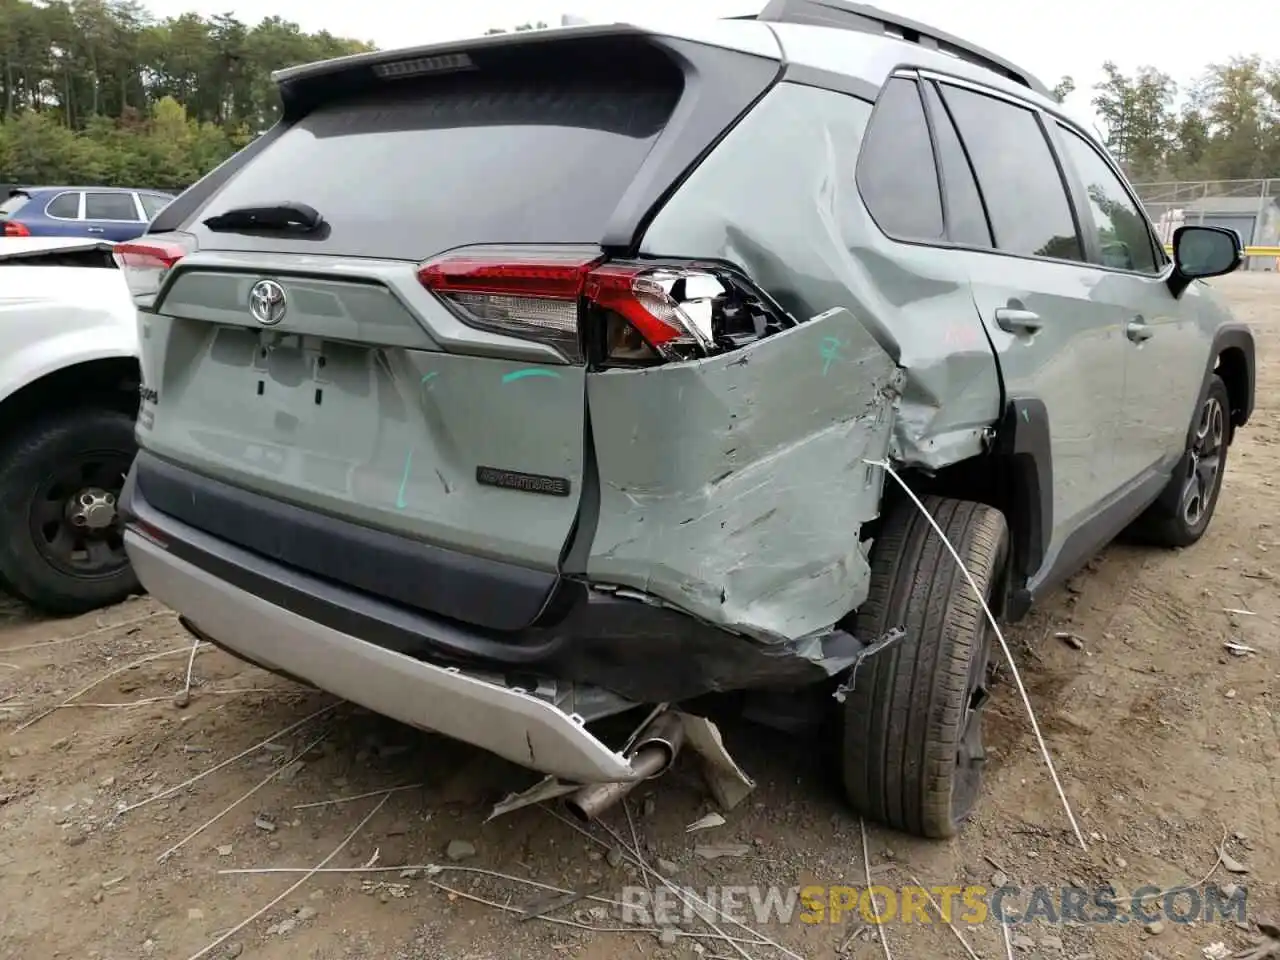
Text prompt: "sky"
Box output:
[[143, 0, 1278, 121]]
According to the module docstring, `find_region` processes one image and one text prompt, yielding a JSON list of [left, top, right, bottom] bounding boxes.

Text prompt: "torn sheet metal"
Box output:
[[487, 775, 580, 821], [832, 626, 906, 703], [486, 712, 755, 821], [679, 713, 755, 810], [586, 307, 899, 644]]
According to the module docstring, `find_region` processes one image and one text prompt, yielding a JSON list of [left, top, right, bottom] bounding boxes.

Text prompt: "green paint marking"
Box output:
[[420, 372, 438, 384], [1021, 407, 1031, 423], [502, 368, 561, 384], [819, 337, 846, 377], [396, 449, 414, 510]]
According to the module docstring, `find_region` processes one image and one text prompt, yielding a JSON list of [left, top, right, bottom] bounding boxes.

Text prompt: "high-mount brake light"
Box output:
[[112, 239, 192, 300], [417, 250, 793, 366]]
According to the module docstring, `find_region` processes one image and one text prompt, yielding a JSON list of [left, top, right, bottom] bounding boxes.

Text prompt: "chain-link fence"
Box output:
[[1132, 179, 1280, 269]]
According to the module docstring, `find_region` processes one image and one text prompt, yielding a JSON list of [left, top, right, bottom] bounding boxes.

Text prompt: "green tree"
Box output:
[[1052, 75, 1075, 103], [0, 0, 371, 187], [1092, 61, 1176, 181]]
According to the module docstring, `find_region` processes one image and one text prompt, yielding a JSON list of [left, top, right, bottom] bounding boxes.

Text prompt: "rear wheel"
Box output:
[[0, 409, 140, 614], [840, 495, 1008, 839], [1135, 375, 1230, 548]]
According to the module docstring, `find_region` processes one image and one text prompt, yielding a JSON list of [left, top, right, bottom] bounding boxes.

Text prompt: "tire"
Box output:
[[1135, 375, 1231, 548], [840, 495, 1009, 839], [0, 408, 140, 615]]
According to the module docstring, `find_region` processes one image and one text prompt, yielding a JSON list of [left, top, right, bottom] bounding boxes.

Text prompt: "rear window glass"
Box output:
[[0, 193, 30, 216], [194, 74, 682, 261], [46, 192, 81, 219]]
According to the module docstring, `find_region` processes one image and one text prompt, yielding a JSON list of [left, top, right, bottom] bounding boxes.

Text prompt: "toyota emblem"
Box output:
[[248, 279, 287, 326]]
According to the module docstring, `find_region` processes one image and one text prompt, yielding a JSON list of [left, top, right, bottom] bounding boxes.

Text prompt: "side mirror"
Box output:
[[1168, 225, 1243, 297]]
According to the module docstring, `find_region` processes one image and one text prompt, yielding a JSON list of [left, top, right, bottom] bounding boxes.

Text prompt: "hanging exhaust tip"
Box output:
[[565, 712, 685, 822]]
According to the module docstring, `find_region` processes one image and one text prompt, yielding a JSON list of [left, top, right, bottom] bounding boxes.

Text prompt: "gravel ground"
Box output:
[[0, 273, 1276, 960]]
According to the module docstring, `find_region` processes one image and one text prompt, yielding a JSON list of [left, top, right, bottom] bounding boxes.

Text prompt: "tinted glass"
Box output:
[[196, 74, 681, 260], [1057, 125, 1159, 273], [85, 192, 140, 220], [46, 192, 81, 219], [940, 86, 1082, 262], [139, 194, 171, 219], [856, 78, 944, 241], [921, 82, 992, 248]]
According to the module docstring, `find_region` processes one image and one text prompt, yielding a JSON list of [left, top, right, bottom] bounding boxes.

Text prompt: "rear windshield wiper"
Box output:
[[202, 201, 325, 234]]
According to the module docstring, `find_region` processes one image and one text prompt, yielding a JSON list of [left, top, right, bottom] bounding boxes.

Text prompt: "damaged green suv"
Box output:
[[116, 0, 1256, 839]]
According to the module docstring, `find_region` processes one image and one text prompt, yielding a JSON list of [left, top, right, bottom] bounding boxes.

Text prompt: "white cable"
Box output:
[[864, 458, 1088, 852]]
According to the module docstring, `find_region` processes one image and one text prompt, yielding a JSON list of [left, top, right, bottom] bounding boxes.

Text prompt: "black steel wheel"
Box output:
[[0, 409, 140, 614]]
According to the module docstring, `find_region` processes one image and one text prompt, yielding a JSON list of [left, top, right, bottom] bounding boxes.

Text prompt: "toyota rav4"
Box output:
[[114, 0, 1256, 838]]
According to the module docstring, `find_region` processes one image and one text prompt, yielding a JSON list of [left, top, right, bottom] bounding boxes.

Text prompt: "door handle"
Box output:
[[86, 226, 104, 234], [994, 307, 1043, 335], [1126, 318, 1153, 343]]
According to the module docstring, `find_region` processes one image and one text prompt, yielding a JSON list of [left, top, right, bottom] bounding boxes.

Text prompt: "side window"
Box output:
[[139, 194, 171, 219], [939, 84, 1083, 262], [856, 77, 944, 241], [1056, 125, 1160, 274], [85, 192, 141, 221], [920, 82, 993, 248], [45, 192, 81, 219]]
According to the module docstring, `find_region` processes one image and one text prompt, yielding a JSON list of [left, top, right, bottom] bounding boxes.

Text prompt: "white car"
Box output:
[[0, 237, 141, 613]]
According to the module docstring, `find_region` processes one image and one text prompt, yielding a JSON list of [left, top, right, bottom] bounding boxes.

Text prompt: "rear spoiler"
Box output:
[[273, 24, 655, 120], [0, 238, 116, 262]]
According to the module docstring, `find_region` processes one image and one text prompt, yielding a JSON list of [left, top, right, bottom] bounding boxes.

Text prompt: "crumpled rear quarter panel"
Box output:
[[586, 310, 899, 642], [585, 81, 1003, 644]]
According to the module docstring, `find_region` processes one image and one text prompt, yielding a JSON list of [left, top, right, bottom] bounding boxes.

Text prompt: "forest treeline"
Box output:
[[3, 2, 1279, 190]]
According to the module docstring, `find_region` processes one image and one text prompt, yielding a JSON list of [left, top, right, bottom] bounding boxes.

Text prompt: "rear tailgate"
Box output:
[[131, 26, 782, 631], [1, 191, 33, 236]]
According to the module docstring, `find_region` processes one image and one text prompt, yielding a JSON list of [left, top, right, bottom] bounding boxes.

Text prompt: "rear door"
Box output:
[[135, 41, 711, 585], [924, 76, 1130, 570], [33, 191, 86, 237], [83, 191, 146, 241]]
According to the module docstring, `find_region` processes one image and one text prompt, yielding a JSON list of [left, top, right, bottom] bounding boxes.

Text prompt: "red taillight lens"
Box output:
[[417, 249, 792, 366], [418, 254, 601, 299], [586, 265, 717, 357], [2, 220, 30, 237], [113, 238, 192, 300], [418, 251, 601, 361]]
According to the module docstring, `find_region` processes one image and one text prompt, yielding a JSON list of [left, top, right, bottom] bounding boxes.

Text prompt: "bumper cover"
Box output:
[[122, 456, 867, 706], [127, 531, 644, 784]]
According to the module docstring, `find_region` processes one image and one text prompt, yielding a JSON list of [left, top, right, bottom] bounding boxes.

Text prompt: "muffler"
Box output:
[[565, 712, 685, 822]]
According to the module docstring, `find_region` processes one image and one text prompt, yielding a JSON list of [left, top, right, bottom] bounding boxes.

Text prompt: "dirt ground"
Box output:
[[1, 274, 1276, 960]]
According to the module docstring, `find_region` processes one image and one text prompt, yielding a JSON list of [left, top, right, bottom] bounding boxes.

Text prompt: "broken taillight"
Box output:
[[112, 237, 193, 301], [416, 249, 792, 366]]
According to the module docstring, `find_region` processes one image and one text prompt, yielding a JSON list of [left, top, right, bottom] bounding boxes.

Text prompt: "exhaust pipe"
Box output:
[[565, 712, 684, 822]]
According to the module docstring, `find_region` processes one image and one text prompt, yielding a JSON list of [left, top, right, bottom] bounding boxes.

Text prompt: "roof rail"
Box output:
[[754, 0, 1050, 97]]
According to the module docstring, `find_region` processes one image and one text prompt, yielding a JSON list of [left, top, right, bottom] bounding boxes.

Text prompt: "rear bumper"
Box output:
[[126, 531, 640, 784], [122, 455, 863, 709]]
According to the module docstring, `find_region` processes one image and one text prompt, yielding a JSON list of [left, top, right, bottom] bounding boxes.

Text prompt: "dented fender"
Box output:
[[585, 307, 900, 644]]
